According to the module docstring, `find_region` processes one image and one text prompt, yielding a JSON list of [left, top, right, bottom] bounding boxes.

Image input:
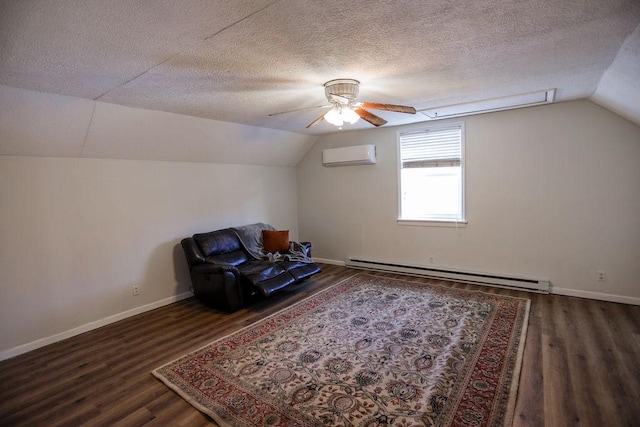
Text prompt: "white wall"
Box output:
[[297, 100, 640, 303]]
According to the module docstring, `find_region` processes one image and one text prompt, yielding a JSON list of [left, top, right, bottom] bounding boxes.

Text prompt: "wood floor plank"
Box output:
[[512, 294, 544, 426], [558, 296, 606, 426], [541, 315, 581, 426], [581, 299, 640, 426], [1, 264, 639, 426]]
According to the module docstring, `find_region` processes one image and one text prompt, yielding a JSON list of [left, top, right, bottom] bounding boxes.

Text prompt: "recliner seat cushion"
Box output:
[[236, 260, 296, 296], [236, 260, 288, 285], [206, 251, 249, 266], [277, 260, 306, 271], [278, 261, 322, 281], [252, 274, 296, 297]]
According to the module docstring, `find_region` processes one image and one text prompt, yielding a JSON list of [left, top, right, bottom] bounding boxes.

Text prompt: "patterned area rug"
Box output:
[[153, 274, 530, 426]]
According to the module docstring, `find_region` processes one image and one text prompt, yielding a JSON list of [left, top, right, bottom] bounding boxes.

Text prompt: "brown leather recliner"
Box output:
[[181, 226, 321, 311]]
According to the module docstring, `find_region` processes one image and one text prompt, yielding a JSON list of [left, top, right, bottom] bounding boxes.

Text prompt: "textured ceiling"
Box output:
[[1, 0, 639, 134]]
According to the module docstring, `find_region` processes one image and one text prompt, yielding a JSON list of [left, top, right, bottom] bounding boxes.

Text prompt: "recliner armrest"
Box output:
[[188, 263, 244, 312], [181, 237, 206, 267]]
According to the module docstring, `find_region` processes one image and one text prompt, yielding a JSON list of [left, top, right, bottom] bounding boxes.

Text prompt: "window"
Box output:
[[398, 123, 465, 223]]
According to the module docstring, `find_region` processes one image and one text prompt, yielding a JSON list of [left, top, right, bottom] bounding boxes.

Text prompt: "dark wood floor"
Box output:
[[1, 264, 639, 426]]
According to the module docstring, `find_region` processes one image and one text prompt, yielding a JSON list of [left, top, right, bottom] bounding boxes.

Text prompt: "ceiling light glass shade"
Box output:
[[342, 107, 360, 124], [324, 106, 360, 126], [324, 107, 344, 126]]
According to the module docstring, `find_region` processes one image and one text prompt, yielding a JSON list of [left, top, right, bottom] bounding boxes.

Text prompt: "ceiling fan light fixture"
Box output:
[[324, 107, 344, 126], [272, 78, 415, 129], [324, 79, 360, 102], [324, 105, 360, 126], [342, 107, 360, 124]]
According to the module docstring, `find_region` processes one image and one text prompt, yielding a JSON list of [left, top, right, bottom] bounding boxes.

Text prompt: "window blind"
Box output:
[[400, 126, 462, 168]]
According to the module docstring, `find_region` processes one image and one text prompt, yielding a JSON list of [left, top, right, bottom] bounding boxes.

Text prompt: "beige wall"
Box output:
[[297, 100, 640, 303], [0, 156, 299, 357]]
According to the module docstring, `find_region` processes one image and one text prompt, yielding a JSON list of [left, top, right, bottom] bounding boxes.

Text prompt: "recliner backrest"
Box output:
[[193, 229, 241, 257], [191, 228, 250, 266]]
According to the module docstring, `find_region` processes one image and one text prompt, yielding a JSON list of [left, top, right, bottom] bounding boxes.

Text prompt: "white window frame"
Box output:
[[397, 122, 466, 227]]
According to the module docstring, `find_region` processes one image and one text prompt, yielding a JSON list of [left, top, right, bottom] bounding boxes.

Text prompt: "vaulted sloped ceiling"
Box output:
[[591, 24, 640, 125], [1, 0, 639, 136]]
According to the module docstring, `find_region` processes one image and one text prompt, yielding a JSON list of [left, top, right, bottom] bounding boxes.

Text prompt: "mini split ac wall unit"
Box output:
[[322, 144, 377, 166]]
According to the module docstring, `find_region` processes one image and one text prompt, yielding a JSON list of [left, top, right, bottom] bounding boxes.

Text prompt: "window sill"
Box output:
[[397, 219, 467, 228]]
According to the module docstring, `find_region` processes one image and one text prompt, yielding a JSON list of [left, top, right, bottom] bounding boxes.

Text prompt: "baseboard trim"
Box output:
[[551, 287, 640, 306], [313, 257, 346, 266], [0, 291, 193, 362]]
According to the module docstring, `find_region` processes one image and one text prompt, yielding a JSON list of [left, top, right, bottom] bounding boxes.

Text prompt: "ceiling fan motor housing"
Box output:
[[324, 79, 360, 102]]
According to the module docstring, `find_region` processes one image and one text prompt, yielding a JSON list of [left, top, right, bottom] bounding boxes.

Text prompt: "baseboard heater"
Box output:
[[345, 258, 550, 293]]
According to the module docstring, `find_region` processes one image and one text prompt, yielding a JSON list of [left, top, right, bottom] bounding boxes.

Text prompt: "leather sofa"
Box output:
[[181, 225, 321, 311]]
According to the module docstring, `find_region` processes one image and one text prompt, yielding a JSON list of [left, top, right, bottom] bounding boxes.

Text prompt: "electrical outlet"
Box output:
[[133, 285, 140, 296], [597, 271, 606, 281]]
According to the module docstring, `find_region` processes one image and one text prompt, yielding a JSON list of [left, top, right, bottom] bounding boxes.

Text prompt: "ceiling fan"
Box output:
[[269, 79, 416, 128]]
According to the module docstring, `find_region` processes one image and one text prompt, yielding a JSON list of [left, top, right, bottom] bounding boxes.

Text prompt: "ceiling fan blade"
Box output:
[[355, 108, 388, 127], [269, 104, 330, 117], [361, 102, 416, 114], [306, 112, 327, 128]]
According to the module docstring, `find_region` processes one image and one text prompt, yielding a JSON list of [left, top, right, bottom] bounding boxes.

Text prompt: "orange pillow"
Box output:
[[262, 230, 290, 254]]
